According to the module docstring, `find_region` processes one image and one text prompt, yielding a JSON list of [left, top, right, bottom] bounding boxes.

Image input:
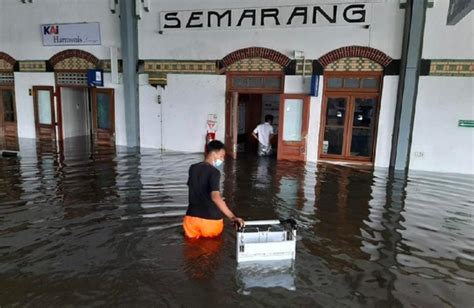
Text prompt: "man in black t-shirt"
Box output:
[[183, 140, 245, 239]]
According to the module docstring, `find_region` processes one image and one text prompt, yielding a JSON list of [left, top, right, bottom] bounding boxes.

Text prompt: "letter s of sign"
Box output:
[[343, 4, 366, 23], [163, 12, 181, 28]]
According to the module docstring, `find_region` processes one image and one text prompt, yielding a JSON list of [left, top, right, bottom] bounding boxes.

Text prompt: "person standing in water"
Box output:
[[252, 114, 274, 156], [183, 140, 245, 239]]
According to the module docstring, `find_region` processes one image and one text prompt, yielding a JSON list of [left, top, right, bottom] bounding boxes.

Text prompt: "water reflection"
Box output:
[[0, 140, 473, 306], [237, 260, 296, 294]]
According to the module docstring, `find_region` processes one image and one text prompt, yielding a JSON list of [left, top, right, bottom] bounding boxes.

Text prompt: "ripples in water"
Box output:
[[0, 142, 473, 307]]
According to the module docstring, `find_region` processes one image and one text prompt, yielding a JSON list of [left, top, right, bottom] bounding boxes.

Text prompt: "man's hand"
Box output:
[[231, 216, 245, 229]]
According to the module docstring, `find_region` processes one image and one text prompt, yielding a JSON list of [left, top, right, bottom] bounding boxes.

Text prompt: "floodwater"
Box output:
[[1, 141, 473, 307]]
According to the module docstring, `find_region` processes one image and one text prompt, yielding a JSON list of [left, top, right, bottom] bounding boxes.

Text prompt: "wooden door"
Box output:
[[320, 94, 379, 162], [91, 88, 115, 148], [0, 87, 18, 151], [33, 86, 57, 146], [277, 94, 310, 161], [225, 91, 238, 159]]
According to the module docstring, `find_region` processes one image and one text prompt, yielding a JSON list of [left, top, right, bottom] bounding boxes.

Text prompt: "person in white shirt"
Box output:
[[252, 115, 274, 156]]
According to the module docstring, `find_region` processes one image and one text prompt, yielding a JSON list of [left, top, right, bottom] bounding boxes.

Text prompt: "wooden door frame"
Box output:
[[225, 91, 238, 158], [226, 71, 284, 94], [32, 86, 56, 141], [0, 85, 18, 145], [225, 71, 284, 159], [277, 94, 311, 161], [56, 84, 91, 145], [318, 71, 383, 164], [91, 87, 116, 147]]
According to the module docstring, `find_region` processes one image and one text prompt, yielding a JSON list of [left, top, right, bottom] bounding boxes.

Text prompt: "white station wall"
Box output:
[[410, 77, 474, 174], [140, 74, 226, 152], [422, 0, 474, 59], [374, 76, 398, 168], [410, 1, 474, 174], [0, 0, 120, 60], [139, 0, 404, 60]]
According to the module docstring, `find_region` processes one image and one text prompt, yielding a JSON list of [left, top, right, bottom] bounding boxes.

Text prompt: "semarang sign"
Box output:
[[159, 3, 371, 32]]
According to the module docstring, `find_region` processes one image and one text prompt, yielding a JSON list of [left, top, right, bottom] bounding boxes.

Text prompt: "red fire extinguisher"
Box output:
[[205, 131, 216, 153]]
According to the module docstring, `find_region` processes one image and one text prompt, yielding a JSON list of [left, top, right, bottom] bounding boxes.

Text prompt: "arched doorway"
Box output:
[[221, 47, 297, 159], [317, 46, 392, 164], [0, 52, 18, 151]]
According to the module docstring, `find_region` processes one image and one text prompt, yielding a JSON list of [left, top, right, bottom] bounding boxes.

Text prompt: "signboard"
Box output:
[[159, 3, 371, 32], [458, 120, 474, 128], [447, 0, 474, 25], [310, 75, 319, 97], [41, 22, 101, 46], [87, 69, 104, 87]]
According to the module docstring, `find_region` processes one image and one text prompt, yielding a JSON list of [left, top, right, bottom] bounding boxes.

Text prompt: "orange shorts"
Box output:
[[183, 215, 224, 239]]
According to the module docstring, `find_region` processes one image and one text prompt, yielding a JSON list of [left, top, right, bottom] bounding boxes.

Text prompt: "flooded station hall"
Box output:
[[1, 142, 473, 306]]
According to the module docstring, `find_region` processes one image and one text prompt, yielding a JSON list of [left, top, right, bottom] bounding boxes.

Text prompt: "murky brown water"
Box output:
[[1, 141, 473, 307]]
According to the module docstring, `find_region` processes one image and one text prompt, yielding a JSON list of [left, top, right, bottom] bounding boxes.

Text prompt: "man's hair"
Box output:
[[207, 140, 226, 153], [265, 114, 274, 122]]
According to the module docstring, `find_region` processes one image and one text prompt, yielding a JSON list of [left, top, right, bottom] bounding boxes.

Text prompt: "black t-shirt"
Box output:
[[186, 162, 224, 220]]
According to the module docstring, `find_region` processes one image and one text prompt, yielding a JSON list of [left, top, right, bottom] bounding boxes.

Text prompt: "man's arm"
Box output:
[[211, 191, 245, 228], [252, 126, 259, 140]]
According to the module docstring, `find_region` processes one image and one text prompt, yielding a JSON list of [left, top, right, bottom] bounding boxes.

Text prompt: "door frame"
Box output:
[[225, 72, 284, 159], [318, 71, 383, 163], [32, 86, 57, 142], [90, 87, 116, 148], [277, 94, 311, 161], [0, 85, 18, 149]]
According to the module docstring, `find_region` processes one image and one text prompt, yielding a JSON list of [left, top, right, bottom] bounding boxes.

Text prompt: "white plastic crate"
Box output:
[[236, 219, 297, 263]]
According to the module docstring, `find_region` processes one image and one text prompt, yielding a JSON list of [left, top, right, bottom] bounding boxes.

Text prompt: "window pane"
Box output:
[[233, 77, 247, 88], [361, 78, 379, 89], [283, 99, 303, 141], [264, 77, 280, 89], [248, 77, 263, 88], [328, 78, 343, 88], [350, 128, 372, 157], [2, 90, 15, 122], [343, 78, 360, 88], [97, 93, 111, 129], [350, 97, 377, 157], [353, 98, 376, 128], [326, 97, 347, 126], [323, 127, 344, 155], [38, 90, 52, 125]]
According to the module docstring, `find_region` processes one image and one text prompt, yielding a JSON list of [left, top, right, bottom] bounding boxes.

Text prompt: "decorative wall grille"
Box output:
[[56, 72, 87, 86], [0, 72, 14, 85]]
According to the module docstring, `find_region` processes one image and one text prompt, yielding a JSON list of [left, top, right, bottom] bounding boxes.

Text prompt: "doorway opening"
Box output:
[[59, 87, 92, 155], [237, 93, 280, 156], [225, 72, 283, 159]]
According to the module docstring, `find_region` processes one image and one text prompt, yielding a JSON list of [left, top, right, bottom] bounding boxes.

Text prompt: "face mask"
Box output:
[[214, 159, 223, 167]]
